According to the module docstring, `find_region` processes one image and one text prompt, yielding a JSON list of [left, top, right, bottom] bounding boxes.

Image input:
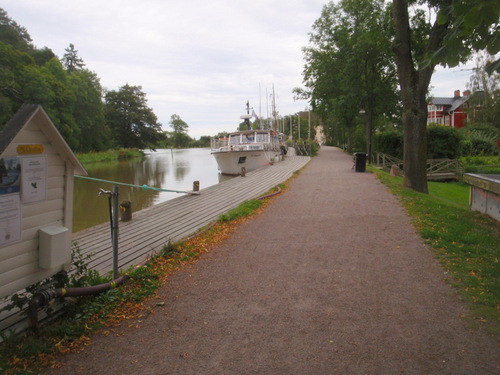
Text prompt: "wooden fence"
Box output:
[[374, 152, 463, 181]]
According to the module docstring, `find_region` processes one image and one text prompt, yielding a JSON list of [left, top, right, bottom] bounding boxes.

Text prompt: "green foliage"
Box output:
[[301, 0, 398, 152], [104, 84, 166, 149], [0, 8, 32, 52], [69, 69, 110, 152], [427, 125, 463, 159], [195, 136, 211, 148], [373, 131, 403, 159], [435, 0, 500, 74], [76, 148, 144, 165], [61, 43, 85, 72], [460, 124, 499, 156], [461, 155, 500, 174]]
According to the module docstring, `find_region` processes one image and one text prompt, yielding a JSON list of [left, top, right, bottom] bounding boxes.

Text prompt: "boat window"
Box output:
[[256, 133, 269, 143], [241, 133, 254, 143], [229, 134, 240, 145]]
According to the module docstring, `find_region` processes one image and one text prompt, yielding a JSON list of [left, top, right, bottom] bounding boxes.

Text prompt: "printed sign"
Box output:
[[0, 157, 21, 195], [21, 156, 47, 204], [0, 194, 22, 247]]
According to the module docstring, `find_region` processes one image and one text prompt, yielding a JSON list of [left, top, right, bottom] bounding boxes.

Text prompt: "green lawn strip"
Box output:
[[372, 169, 500, 334], [76, 148, 144, 165]]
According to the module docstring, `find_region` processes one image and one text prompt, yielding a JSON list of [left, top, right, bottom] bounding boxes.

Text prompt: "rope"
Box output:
[[75, 175, 188, 194]]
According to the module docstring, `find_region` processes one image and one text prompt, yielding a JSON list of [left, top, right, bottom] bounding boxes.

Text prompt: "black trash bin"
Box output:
[[354, 152, 367, 172]]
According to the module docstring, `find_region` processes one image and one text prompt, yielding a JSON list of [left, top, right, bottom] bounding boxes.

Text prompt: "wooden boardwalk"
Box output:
[[73, 155, 311, 275]]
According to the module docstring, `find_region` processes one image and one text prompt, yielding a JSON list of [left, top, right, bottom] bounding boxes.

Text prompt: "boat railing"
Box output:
[[211, 138, 280, 152], [211, 137, 229, 150]]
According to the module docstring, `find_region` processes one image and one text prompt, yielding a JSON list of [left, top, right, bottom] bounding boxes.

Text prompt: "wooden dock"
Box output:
[[73, 155, 311, 275]]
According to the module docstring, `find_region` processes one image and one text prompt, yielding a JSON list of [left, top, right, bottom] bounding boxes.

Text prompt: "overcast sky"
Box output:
[[3, 0, 474, 139]]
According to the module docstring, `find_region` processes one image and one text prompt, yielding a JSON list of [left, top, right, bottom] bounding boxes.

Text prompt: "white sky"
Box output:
[[3, 0, 474, 139]]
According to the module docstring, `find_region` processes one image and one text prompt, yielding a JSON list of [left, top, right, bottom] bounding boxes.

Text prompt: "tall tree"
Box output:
[[392, 0, 499, 193], [169, 114, 191, 148], [105, 84, 165, 149], [466, 52, 500, 127], [62, 43, 85, 73], [69, 69, 110, 152], [299, 0, 398, 154]]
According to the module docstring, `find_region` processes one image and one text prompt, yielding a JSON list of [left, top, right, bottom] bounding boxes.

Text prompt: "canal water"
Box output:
[[73, 148, 224, 232]]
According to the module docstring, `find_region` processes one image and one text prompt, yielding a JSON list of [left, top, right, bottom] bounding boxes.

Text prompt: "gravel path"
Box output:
[[46, 146, 498, 374]]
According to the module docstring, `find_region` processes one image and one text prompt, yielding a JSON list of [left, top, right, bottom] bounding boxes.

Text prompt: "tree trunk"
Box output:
[[365, 105, 374, 164], [402, 94, 429, 193], [392, 0, 450, 194], [347, 124, 354, 154]]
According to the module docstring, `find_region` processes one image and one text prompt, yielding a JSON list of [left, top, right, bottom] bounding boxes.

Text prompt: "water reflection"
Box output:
[[73, 148, 223, 232]]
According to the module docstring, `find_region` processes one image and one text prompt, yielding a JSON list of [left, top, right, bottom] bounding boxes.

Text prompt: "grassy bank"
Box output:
[[461, 155, 500, 174], [372, 168, 500, 334], [76, 148, 144, 165]]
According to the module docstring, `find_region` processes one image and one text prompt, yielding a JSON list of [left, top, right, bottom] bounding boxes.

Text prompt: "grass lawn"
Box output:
[[372, 168, 500, 335]]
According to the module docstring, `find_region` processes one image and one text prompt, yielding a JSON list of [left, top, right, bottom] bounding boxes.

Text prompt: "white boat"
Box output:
[[211, 129, 285, 175]]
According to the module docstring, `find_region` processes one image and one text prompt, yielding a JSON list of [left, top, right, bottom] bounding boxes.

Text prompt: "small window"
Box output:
[[238, 156, 246, 164]]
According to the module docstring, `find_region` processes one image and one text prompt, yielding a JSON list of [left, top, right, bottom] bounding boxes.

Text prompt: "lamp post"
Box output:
[[298, 114, 300, 140], [307, 107, 311, 140]]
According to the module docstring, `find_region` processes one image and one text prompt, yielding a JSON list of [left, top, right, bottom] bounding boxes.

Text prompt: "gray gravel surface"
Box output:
[[45, 146, 499, 374]]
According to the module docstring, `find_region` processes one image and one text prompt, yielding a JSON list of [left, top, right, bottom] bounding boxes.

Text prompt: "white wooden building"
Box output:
[[0, 104, 87, 300]]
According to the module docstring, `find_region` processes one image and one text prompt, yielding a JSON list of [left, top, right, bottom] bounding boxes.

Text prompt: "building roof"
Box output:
[[431, 97, 455, 106], [429, 95, 470, 113], [0, 104, 87, 175]]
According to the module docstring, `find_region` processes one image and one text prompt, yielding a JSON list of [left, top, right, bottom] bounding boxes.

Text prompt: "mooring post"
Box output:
[[193, 180, 200, 192], [241, 167, 246, 177]]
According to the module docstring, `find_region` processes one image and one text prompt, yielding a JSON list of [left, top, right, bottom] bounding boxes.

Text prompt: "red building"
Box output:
[[427, 90, 471, 128]]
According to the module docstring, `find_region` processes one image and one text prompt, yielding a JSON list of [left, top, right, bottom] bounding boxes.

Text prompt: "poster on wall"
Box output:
[[0, 156, 21, 195], [21, 156, 47, 204], [0, 194, 22, 247]]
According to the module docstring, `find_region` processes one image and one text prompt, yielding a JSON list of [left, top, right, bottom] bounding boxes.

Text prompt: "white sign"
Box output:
[[0, 194, 22, 247], [21, 156, 47, 204]]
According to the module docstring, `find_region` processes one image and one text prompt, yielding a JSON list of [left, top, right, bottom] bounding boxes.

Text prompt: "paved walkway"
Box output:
[[47, 147, 498, 374]]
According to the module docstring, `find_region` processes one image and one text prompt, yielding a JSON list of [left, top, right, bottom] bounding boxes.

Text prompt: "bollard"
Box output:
[[119, 201, 132, 222], [241, 166, 246, 177], [193, 180, 200, 192]]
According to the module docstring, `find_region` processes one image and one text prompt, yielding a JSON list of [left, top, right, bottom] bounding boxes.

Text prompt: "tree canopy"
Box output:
[[169, 114, 192, 148], [62, 43, 85, 73], [300, 0, 399, 154], [105, 84, 165, 149]]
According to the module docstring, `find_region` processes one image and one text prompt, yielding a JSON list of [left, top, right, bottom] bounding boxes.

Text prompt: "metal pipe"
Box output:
[[27, 260, 148, 334], [112, 185, 119, 280]]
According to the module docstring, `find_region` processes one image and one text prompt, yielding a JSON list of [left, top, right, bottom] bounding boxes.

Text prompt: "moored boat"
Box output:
[[211, 101, 286, 175], [211, 129, 285, 175]]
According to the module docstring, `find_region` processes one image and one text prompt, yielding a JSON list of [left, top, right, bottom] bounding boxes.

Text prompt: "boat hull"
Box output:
[[212, 149, 282, 175]]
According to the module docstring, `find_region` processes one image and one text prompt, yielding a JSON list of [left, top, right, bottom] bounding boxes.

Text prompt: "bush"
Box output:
[[459, 123, 499, 156], [427, 125, 462, 159], [373, 131, 403, 159]]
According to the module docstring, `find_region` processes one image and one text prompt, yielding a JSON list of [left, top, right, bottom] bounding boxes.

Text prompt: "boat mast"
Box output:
[[272, 84, 277, 132]]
